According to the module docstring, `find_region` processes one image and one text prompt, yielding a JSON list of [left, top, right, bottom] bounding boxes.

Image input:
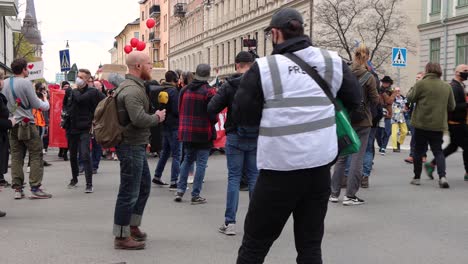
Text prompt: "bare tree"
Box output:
[[314, 0, 414, 71], [13, 32, 38, 61]]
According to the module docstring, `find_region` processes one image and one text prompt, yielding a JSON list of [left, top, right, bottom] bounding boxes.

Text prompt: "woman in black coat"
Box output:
[[0, 74, 16, 217]]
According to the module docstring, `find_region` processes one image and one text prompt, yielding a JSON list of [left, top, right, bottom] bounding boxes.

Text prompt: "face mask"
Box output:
[[75, 77, 86, 88], [460, 72, 468, 81]]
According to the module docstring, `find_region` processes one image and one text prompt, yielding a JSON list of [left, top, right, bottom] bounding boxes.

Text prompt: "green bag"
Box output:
[[283, 53, 361, 156], [335, 99, 361, 156]]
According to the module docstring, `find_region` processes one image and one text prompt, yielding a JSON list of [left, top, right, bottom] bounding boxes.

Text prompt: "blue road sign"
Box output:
[[392, 47, 407, 67], [60, 49, 71, 72]]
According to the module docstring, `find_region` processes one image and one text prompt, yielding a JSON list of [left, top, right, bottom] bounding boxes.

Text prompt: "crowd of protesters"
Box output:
[[0, 7, 467, 264]]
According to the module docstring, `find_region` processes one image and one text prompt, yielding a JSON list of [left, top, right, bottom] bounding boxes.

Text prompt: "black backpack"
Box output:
[[350, 72, 373, 123]]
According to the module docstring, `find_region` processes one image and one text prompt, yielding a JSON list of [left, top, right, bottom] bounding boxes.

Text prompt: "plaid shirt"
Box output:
[[178, 81, 217, 143]]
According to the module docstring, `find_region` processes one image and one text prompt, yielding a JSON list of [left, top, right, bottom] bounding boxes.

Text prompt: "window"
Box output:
[[217, 45, 220, 66], [142, 34, 145, 42], [456, 33, 468, 64], [142, 11, 145, 20], [430, 38, 441, 63], [234, 39, 237, 57], [431, 0, 441, 13], [208, 48, 211, 65], [459, 0, 468, 6], [153, 49, 159, 62], [134, 32, 140, 39], [221, 44, 225, 65], [228, 42, 231, 64]]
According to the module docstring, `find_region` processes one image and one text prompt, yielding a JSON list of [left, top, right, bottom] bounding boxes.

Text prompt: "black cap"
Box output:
[[235, 51, 254, 63], [265, 8, 304, 32], [380, 76, 394, 84], [195, 64, 211, 81]]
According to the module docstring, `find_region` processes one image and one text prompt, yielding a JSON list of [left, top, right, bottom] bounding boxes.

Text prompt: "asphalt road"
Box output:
[[0, 148, 467, 264]]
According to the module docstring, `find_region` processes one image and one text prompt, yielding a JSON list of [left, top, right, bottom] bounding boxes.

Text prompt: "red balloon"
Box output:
[[136, 41, 146, 51], [124, 45, 133, 54], [130, 38, 139, 48], [146, 18, 156, 29]]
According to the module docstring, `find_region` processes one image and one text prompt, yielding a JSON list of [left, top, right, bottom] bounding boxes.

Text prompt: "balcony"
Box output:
[[0, 0, 19, 16], [149, 31, 160, 42], [174, 3, 187, 17], [149, 5, 160, 18]]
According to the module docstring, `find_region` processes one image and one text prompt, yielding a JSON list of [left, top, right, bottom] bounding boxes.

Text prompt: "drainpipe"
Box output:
[[3, 17, 7, 67], [442, 0, 449, 81]]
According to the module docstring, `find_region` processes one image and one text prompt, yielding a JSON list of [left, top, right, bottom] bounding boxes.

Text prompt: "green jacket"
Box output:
[[407, 73, 455, 132], [116, 74, 159, 145]]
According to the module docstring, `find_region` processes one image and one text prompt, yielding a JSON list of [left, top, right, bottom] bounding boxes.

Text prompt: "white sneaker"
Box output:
[[187, 175, 194, 184], [219, 223, 236, 236], [329, 196, 339, 203]]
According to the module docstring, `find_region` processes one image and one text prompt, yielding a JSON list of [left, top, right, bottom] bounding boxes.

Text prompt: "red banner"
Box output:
[[213, 108, 227, 149], [49, 90, 68, 148]]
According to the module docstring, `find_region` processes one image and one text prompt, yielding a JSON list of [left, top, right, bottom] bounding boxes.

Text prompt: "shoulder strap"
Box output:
[[359, 72, 373, 87], [282, 53, 342, 112], [9, 77, 31, 110]]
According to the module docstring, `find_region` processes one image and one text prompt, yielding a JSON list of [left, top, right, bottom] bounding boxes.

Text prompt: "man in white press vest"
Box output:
[[232, 8, 361, 264]]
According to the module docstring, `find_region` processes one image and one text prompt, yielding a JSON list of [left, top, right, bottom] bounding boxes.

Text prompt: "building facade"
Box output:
[[169, 0, 312, 77], [112, 18, 140, 65], [419, 0, 468, 81], [0, 0, 19, 74]]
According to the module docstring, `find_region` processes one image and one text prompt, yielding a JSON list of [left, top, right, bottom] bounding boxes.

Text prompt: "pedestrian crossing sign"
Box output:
[[60, 49, 71, 72], [392, 47, 407, 67]]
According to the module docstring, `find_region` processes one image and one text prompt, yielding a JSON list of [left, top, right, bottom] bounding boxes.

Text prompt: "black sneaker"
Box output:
[[169, 184, 177, 191], [79, 168, 84, 174], [239, 183, 249, 191], [0, 180, 11, 187], [67, 180, 78, 189], [342, 196, 365, 206], [85, 185, 94, 193], [174, 192, 184, 202], [152, 178, 168, 186], [43, 161, 52, 167], [191, 196, 207, 205]]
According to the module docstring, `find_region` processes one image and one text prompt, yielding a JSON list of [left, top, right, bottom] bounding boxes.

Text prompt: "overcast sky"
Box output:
[[20, 0, 139, 82]]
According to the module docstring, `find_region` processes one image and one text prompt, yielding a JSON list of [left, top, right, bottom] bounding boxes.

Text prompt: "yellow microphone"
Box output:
[[158, 91, 169, 110]]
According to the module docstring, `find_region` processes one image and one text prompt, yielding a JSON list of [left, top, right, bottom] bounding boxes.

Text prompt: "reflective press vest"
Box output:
[[256, 46, 343, 171]]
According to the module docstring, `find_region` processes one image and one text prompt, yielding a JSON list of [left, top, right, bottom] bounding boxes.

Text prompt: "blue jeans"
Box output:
[[376, 118, 391, 151], [177, 145, 210, 197], [113, 144, 151, 238], [154, 130, 180, 184], [224, 133, 259, 224], [363, 127, 377, 177]]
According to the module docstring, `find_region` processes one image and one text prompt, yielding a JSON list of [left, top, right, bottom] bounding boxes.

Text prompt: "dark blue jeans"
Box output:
[[154, 130, 180, 184], [225, 133, 259, 224], [363, 127, 377, 177], [177, 145, 210, 197], [113, 144, 151, 238], [377, 118, 392, 151]]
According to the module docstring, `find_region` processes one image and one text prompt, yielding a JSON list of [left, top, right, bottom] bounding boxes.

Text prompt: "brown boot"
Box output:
[[114, 237, 145, 250], [130, 226, 147, 242], [361, 176, 369, 188]]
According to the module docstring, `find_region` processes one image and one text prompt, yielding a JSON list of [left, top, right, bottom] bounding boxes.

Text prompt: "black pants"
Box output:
[[237, 164, 331, 264], [413, 128, 446, 179], [430, 124, 468, 173], [68, 132, 92, 185]]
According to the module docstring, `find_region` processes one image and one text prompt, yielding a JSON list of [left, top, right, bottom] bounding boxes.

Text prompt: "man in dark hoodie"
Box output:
[[208, 51, 258, 236], [175, 64, 217, 204], [151, 70, 180, 190]]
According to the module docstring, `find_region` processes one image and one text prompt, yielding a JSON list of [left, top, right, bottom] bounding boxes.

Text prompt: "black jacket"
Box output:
[[448, 79, 467, 123], [232, 36, 361, 127], [0, 93, 12, 174], [68, 85, 105, 133], [207, 73, 242, 134], [147, 82, 179, 131]]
